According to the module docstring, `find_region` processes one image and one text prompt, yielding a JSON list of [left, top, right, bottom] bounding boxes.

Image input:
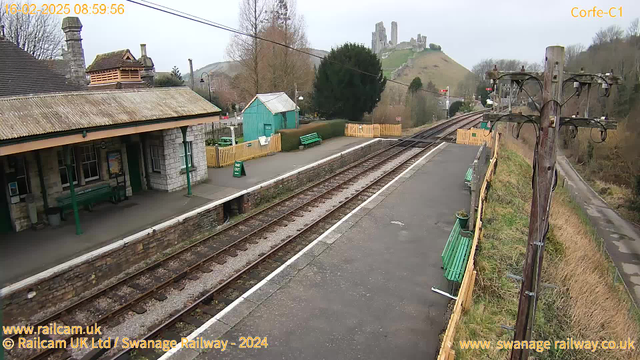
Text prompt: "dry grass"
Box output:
[[454, 135, 640, 359], [401, 118, 449, 136], [587, 179, 640, 224], [394, 51, 471, 90]]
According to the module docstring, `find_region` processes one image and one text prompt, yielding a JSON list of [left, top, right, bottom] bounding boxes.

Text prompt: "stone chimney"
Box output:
[[61, 17, 87, 87], [138, 43, 155, 86]]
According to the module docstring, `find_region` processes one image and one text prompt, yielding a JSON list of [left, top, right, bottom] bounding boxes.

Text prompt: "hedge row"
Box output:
[[278, 120, 346, 151]]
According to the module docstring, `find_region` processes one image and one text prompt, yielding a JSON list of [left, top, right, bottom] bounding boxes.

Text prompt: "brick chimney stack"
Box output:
[[139, 43, 155, 86], [61, 17, 87, 87]]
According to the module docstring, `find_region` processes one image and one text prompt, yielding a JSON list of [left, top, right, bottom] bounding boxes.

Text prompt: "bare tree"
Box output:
[[260, 0, 313, 99], [564, 43, 585, 71], [592, 25, 624, 45], [527, 62, 543, 72], [226, 0, 267, 101], [0, 1, 64, 59], [472, 58, 534, 79], [627, 18, 639, 38]]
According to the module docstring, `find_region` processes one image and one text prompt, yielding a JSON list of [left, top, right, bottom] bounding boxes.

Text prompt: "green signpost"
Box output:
[[233, 161, 246, 178]]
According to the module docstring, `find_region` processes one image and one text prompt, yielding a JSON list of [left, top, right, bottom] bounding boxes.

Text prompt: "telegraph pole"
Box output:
[[484, 53, 619, 360], [510, 46, 564, 360]]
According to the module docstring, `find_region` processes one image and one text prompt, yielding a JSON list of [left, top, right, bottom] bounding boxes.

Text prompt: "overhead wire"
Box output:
[[126, 0, 454, 97]]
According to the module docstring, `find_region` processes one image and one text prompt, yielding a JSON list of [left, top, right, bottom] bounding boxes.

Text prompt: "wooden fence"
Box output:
[[456, 128, 493, 146], [437, 133, 500, 360], [345, 123, 402, 138], [206, 133, 281, 168]]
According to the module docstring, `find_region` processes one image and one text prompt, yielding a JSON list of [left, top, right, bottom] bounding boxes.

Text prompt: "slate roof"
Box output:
[[0, 87, 221, 142], [86, 49, 144, 72], [0, 38, 83, 97], [243, 92, 298, 114]]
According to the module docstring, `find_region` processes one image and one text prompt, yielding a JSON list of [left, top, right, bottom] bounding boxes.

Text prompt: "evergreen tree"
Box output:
[[313, 43, 386, 120], [170, 66, 183, 81]]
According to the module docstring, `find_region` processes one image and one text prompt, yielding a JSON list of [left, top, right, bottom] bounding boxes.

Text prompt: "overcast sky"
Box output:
[[72, 0, 639, 73]]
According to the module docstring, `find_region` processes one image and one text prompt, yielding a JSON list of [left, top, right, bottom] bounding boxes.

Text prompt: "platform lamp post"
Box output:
[[294, 83, 302, 129], [200, 72, 211, 103], [296, 96, 304, 129]]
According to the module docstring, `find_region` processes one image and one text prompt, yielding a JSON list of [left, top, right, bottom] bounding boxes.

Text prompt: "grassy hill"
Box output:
[[185, 48, 328, 83], [381, 49, 471, 91]]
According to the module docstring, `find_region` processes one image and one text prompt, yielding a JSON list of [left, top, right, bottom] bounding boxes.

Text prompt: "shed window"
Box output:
[[150, 145, 162, 173], [179, 142, 193, 169], [80, 145, 100, 181], [57, 150, 78, 187]]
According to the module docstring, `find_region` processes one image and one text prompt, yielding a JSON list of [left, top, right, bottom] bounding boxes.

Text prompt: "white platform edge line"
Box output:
[[1, 138, 387, 297], [157, 142, 446, 360]]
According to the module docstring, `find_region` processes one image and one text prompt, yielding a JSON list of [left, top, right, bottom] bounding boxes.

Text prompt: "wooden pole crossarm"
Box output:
[[486, 72, 544, 82], [483, 113, 618, 130], [566, 72, 623, 86]]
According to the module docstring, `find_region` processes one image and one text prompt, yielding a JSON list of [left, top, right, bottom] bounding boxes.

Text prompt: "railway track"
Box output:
[[3, 111, 484, 360]]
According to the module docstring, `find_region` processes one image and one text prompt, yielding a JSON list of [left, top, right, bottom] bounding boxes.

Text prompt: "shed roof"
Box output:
[[0, 38, 84, 97], [86, 49, 144, 72], [0, 87, 221, 142], [243, 92, 297, 115]]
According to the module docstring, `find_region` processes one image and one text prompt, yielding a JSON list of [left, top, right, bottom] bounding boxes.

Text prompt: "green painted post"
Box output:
[[64, 146, 82, 235], [35, 150, 49, 210], [181, 126, 192, 196]]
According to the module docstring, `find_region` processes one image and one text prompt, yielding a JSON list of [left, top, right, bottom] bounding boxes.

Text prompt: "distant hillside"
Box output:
[[381, 49, 471, 91], [184, 48, 328, 82]]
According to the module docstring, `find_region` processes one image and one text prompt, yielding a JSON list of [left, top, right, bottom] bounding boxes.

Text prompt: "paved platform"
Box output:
[[0, 137, 370, 286], [557, 155, 640, 306], [168, 143, 479, 360]]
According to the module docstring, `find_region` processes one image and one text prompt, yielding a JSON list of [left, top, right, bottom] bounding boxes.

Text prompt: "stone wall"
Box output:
[[242, 139, 391, 212], [2, 202, 224, 323], [162, 125, 208, 192], [2, 138, 392, 322]]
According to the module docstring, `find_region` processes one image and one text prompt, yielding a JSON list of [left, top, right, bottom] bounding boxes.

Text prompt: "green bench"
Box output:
[[300, 132, 322, 147], [56, 183, 115, 220], [464, 167, 473, 186], [441, 218, 473, 286], [217, 137, 236, 147]]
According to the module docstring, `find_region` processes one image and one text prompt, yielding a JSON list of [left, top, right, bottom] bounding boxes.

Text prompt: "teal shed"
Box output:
[[242, 92, 298, 142]]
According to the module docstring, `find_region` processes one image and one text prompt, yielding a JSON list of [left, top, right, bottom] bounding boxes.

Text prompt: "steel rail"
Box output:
[[12, 112, 482, 360], [106, 113, 484, 360]]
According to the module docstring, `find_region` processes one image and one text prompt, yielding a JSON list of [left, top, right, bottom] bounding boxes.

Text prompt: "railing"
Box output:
[[456, 128, 493, 146], [206, 134, 281, 168], [344, 123, 402, 138], [437, 133, 501, 360]]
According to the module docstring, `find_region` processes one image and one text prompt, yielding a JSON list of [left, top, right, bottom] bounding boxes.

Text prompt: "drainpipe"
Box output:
[[181, 126, 192, 196], [64, 145, 82, 235]]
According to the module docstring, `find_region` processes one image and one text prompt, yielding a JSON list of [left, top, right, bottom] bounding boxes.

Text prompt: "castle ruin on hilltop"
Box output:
[[371, 21, 427, 55]]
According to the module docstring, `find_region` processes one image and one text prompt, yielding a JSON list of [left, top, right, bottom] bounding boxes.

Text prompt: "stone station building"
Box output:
[[0, 88, 220, 233]]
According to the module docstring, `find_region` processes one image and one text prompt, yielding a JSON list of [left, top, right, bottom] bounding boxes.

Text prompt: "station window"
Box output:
[[80, 145, 100, 181], [150, 145, 163, 173], [8, 156, 31, 199], [57, 150, 78, 187], [179, 142, 193, 169]]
